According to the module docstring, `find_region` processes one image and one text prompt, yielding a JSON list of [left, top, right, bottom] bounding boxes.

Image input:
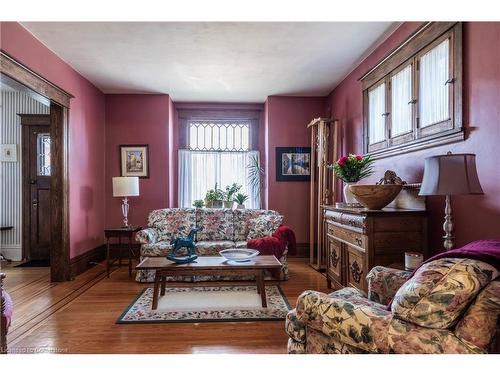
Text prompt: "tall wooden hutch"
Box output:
[[307, 118, 338, 270]]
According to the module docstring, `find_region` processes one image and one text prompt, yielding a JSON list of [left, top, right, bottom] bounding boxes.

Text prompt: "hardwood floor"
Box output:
[[2, 258, 330, 354]]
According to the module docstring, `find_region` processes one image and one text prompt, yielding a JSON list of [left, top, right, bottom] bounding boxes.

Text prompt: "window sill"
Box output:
[[366, 128, 465, 160]]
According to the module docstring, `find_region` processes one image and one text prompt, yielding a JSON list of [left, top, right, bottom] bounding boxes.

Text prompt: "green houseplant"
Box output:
[[247, 153, 264, 204], [234, 193, 248, 209], [205, 183, 224, 208], [223, 183, 242, 208], [327, 154, 374, 204], [192, 199, 204, 208]]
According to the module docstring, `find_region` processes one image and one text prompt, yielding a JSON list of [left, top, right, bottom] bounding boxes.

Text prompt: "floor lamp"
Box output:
[[419, 152, 483, 251]]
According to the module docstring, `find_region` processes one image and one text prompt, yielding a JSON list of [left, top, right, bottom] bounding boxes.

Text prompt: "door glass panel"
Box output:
[[37, 133, 51, 176]]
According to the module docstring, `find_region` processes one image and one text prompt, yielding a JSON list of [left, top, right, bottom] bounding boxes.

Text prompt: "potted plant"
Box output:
[[327, 154, 374, 204], [192, 199, 204, 208], [223, 183, 242, 208], [205, 183, 224, 208], [248, 153, 264, 205], [204, 189, 216, 208], [234, 193, 248, 209]]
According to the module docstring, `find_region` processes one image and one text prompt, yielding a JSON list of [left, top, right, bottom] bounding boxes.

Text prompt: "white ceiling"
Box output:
[[21, 22, 398, 102]]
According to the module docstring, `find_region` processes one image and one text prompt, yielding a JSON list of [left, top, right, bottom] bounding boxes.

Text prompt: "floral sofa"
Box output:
[[135, 208, 287, 282], [286, 257, 499, 354]]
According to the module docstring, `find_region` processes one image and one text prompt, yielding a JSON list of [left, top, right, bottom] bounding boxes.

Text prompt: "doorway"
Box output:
[[1, 51, 72, 281]]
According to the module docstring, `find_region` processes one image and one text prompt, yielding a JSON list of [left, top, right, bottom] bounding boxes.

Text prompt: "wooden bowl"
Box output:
[[348, 184, 402, 210]]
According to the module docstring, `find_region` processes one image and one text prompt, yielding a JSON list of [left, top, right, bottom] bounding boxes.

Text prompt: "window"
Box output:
[[418, 38, 450, 128], [390, 64, 413, 137], [188, 121, 250, 151], [361, 22, 463, 158], [178, 116, 261, 209], [368, 82, 386, 145]]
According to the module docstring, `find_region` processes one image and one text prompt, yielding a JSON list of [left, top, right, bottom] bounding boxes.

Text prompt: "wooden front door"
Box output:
[[20, 114, 51, 261]]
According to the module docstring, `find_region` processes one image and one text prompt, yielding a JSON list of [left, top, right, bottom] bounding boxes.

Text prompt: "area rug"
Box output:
[[117, 285, 291, 324]]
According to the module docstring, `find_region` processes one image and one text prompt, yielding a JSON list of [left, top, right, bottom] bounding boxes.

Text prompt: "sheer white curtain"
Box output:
[[419, 38, 450, 127], [391, 65, 413, 136], [368, 82, 386, 144], [179, 150, 260, 209]]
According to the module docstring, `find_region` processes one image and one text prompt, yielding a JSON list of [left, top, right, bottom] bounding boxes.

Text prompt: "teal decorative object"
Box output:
[[167, 228, 198, 264]]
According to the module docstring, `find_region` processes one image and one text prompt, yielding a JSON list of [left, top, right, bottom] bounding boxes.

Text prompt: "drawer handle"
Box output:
[[330, 247, 340, 268], [350, 261, 363, 283], [349, 219, 356, 226], [355, 238, 362, 246]]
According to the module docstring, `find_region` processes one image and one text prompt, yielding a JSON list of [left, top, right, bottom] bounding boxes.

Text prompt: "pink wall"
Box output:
[[105, 94, 171, 228], [265, 96, 326, 244], [1, 22, 106, 258], [327, 22, 500, 252]]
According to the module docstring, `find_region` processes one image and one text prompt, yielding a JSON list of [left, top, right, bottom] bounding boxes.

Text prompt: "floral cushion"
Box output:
[[195, 240, 236, 256], [246, 214, 283, 241], [454, 280, 500, 350], [233, 209, 279, 241], [147, 208, 196, 242], [391, 258, 499, 329], [196, 209, 234, 241], [294, 289, 392, 353]]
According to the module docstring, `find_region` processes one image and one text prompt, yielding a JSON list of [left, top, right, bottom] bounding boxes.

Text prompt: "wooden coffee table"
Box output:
[[136, 256, 282, 310]]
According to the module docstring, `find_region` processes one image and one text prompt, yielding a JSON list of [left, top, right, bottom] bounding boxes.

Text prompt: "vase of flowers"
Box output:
[[327, 154, 374, 205]]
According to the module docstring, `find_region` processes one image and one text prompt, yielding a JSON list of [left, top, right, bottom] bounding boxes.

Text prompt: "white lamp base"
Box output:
[[121, 197, 130, 227]]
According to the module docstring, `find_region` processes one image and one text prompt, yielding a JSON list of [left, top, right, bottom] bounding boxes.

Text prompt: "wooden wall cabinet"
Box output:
[[324, 206, 428, 292]]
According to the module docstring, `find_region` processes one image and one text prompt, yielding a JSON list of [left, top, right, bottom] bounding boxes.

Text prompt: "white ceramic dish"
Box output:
[[219, 248, 260, 262]]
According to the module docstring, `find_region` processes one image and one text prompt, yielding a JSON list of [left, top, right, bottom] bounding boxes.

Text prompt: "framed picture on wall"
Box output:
[[276, 147, 311, 181], [120, 144, 149, 178]]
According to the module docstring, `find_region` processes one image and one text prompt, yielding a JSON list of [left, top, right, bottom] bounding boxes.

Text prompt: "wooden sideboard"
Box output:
[[323, 206, 428, 292]]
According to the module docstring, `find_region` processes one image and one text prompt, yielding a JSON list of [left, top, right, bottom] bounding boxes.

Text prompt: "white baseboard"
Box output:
[[1, 245, 22, 261]]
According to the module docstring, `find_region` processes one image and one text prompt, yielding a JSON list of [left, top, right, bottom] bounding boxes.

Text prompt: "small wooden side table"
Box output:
[[104, 226, 142, 278]]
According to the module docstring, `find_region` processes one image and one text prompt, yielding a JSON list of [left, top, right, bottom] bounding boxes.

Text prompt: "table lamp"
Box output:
[[112, 177, 140, 227], [419, 152, 483, 250]]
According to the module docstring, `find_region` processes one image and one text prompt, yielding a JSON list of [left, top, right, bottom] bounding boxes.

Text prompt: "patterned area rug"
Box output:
[[117, 285, 291, 323]]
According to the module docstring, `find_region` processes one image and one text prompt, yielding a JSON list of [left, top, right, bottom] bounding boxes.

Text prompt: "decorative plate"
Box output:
[[219, 248, 260, 262]]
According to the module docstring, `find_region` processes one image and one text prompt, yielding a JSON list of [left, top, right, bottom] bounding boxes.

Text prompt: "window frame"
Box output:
[[361, 22, 463, 159]]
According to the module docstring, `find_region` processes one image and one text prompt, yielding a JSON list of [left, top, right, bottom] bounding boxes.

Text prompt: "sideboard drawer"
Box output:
[[340, 213, 367, 232], [346, 245, 367, 291], [327, 223, 366, 250]]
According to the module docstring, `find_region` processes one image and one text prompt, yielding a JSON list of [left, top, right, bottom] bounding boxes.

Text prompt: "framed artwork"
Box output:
[[120, 144, 149, 178], [276, 147, 311, 181], [0, 144, 18, 162]]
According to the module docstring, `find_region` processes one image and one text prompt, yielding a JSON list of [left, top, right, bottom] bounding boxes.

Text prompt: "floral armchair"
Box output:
[[286, 258, 499, 354]]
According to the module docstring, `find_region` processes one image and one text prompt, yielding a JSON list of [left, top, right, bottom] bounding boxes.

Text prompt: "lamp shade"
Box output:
[[112, 177, 139, 197], [419, 153, 483, 196]]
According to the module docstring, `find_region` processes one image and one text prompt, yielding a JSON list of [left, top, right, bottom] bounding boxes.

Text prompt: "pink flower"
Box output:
[[355, 155, 363, 161], [337, 156, 348, 167]]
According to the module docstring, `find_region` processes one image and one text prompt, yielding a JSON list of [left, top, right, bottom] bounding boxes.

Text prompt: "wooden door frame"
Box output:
[[1, 51, 73, 281], [19, 114, 51, 261]]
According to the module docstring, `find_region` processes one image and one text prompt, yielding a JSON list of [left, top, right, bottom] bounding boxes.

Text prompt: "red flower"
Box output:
[[337, 156, 348, 166], [355, 155, 363, 161]]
